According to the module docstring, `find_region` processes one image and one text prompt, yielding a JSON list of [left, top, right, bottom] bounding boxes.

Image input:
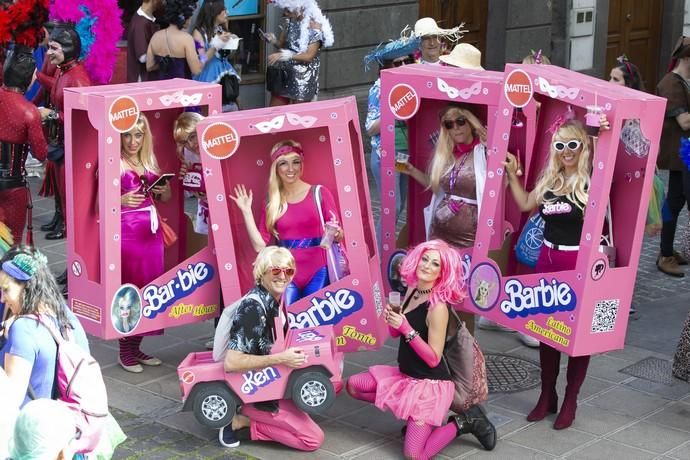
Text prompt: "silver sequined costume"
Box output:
[[277, 20, 324, 102]]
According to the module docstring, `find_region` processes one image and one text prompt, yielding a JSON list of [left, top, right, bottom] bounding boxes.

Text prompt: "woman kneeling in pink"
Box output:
[[346, 240, 496, 458]]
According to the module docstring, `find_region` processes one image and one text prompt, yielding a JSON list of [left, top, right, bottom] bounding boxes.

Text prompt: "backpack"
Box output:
[[442, 308, 489, 413], [212, 293, 262, 362], [26, 314, 109, 454]]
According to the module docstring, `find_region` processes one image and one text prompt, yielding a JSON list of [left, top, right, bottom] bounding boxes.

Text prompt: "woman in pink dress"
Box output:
[[231, 139, 342, 305], [346, 240, 496, 458], [119, 114, 171, 373]]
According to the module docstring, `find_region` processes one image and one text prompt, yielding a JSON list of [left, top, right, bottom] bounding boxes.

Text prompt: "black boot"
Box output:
[[46, 220, 66, 240], [56, 269, 68, 285], [450, 405, 497, 451], [40, 206, 62, 232]]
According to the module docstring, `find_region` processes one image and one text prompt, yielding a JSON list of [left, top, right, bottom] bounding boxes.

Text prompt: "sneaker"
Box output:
[[219, 424, 240, 448], [136, 356, 162, 366], [657, 255, 684, 277], [205, 338, 214, 350], [478, 317, 514, 332], [673, 251, 689, 266], [518, 333, 540, 348], [118, 357, 143, 373], [134, 351, 162, 366]]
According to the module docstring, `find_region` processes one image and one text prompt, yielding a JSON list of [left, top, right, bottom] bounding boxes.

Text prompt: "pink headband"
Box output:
[[271, 145, 304, 162]]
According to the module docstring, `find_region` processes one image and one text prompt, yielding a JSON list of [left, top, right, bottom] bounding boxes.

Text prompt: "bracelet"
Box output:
[[404, 330, 418, 343]]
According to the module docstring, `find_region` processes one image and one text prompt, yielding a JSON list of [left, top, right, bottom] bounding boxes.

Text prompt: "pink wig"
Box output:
[[399, 239, 466, 308]]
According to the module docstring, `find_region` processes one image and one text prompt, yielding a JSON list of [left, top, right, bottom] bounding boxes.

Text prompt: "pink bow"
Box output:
[[546, 105, 576, 134]]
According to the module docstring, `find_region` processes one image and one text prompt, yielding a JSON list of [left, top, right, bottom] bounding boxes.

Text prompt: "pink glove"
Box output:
[[388, 325, 402, 338]]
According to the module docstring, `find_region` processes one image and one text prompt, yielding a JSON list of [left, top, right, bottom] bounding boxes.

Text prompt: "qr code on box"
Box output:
[[591, 299, 620, 333]]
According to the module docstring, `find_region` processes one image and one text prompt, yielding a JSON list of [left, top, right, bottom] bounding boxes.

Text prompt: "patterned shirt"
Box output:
[[366, 78, 382, 157], [226, 284, 280, 356]]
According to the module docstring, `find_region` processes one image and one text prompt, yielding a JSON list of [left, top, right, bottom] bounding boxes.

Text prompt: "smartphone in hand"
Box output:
[[145, 173, 175, 194], [257, 27, 271, 42]]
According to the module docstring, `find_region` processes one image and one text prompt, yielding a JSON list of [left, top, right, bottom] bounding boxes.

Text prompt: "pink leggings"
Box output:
[[347, 372, 457, 460], [241, 399, 324, 451]]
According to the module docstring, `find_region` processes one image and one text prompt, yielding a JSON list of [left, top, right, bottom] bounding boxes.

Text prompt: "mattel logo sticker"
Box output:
[[109, 96, 140, 133], [388, 83, 419, 120], [504, 69, 533, 108], [201, 122, 239, 160]]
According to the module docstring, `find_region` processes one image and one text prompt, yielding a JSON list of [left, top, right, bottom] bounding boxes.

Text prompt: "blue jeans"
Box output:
[[370, 151, 408, 248]]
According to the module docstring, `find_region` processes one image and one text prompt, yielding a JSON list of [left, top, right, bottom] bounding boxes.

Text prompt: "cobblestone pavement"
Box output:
[[110, 409, 252, 460], [25, 163, 690, 459]]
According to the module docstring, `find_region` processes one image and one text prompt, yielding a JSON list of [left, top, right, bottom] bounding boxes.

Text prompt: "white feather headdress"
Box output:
[[269, 0, 334, 53]]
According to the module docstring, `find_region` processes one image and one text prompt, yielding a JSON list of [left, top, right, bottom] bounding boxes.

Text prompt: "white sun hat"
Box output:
[[413, 17, 465, 41], [439, 43, 484, 70]]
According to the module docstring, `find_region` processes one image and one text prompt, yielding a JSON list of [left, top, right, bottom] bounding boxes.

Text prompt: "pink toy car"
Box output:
[[177, 324, 344, 428]]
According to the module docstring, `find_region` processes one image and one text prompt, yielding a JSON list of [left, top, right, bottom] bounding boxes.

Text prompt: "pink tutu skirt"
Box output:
[[369, 365, 454, 426]]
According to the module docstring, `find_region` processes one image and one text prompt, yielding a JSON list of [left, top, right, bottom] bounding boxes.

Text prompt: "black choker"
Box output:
[[413, 287, 432, 300]]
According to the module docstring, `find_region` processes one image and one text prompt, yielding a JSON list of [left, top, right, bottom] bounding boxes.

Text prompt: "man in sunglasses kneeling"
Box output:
[[214, 246, 324, 451]]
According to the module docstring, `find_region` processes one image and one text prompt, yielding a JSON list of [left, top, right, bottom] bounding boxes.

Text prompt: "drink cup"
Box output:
[[388, 291, 401, 313], [585, 105, 603, 127], [395, 152, 409, 172], [320, 222, 339, 249]]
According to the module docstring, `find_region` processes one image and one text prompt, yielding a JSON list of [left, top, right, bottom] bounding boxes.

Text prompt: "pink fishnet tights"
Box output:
[[346, 372, 458, 459]]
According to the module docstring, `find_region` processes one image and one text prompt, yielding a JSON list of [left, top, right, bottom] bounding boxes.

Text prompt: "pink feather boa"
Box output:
[[49, 0, 123, 84]]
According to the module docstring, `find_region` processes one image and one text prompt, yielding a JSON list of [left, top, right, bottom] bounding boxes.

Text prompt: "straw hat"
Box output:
[[439, 43, 484, 70], [413, 17, 465, 41]]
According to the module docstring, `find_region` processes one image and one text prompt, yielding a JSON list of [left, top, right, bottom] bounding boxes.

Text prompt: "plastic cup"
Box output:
[[320, 222, 339, 249], [388, 291, 401, 313], [395, 152, 409, 172], [585, 105, 603, 127]]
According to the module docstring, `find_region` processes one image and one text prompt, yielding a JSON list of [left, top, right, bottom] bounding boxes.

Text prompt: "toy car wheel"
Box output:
[[192, 384, 239, 429], [290, 371, 335, 415]]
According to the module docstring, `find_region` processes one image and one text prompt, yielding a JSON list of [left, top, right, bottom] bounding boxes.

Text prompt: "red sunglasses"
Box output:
[[269, 266, 295, 277]]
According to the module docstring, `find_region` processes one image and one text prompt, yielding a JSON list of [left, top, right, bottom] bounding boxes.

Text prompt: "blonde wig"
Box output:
[[173, 112, 203, 146], [265, 139, 304, 238], [428, 103, 487, 194], [532, 120, 591, 211], [253, 246, 296, 283], [120, 113, 160, 174]]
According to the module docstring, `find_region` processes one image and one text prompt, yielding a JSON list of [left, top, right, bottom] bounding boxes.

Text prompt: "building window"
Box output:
[[226, 0, 266, 83]]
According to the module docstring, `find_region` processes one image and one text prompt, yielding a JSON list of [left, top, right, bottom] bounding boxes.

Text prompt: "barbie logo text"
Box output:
[[288, 289, 364, 328], [142, 263, 215, 319], [542, 202, 572, 215], [241, 367, 281, 395], [500, 278, 577, 318]]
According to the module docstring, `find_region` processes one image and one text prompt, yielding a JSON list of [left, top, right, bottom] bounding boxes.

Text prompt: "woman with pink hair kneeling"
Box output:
[[346, 240, 496, 458]]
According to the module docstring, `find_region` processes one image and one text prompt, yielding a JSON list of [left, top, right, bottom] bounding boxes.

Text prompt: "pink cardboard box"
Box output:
[[64, 79, 223, 339], [197, 97, 387, 352], [379, 64, 517, 291], [470, 64, 664, 356]]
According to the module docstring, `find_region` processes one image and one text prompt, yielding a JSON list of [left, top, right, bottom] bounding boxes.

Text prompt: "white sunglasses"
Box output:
[[553, 140, 582, 152]]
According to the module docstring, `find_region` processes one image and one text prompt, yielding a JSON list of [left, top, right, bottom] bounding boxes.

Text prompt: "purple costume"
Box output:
[[120, 169, 164, 287]]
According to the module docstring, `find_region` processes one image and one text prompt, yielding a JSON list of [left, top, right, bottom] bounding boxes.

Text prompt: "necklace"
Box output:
[[413, 287, 432, 300], [123, 155, 143, 169]]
